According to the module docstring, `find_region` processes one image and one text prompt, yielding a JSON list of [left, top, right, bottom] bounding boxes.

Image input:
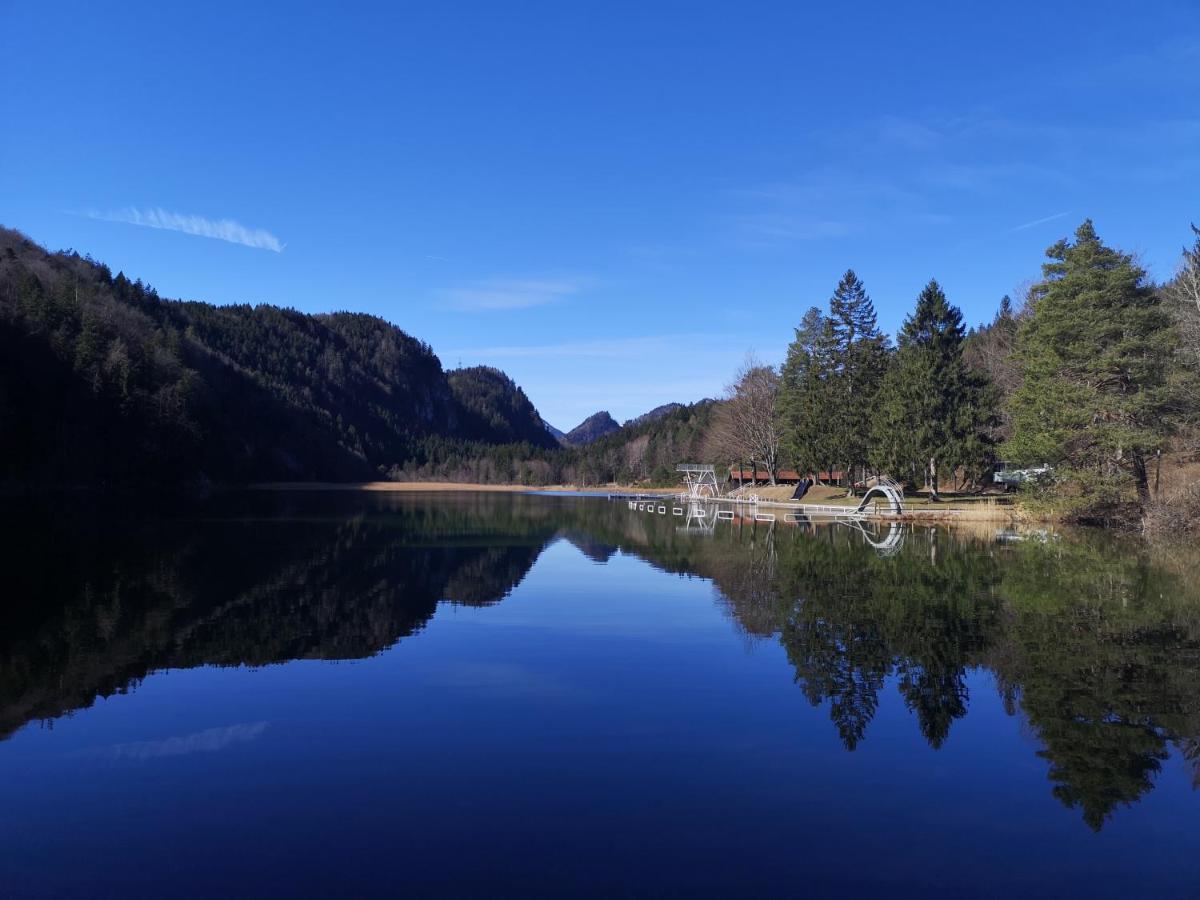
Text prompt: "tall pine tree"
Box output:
[[827, 270, 890, 491], [1005, 220, 1180, 508], [829, 269, 880, 348], [871, 279, 991, 498], [778, 306, 839, 478]]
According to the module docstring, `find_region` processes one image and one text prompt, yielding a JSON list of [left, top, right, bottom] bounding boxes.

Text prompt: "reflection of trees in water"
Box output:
[[550, 510, 997, 751], [709, 522, 782, 636], [980, 539, 1200, 830], [771, 528, 999, 751], [604, 509, 1200, 829], [5, 492, 1200, 830], [500, 500, 1200, 828], [0, 492, 557, 740]]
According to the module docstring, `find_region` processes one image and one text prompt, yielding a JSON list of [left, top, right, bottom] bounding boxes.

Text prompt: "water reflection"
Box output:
[[72, 721, 271, 762], [3, 491, 1199, 832], [622, 503, 1200, 830]]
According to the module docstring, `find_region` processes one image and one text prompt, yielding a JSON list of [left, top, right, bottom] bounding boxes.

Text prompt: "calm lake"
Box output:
[[2, 491, 1198, 897]]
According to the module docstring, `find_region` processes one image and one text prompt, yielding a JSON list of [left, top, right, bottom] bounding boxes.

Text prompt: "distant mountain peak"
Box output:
[[562, 410, 620, 446]]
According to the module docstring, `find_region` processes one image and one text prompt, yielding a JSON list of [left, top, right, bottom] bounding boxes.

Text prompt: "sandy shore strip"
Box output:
[[243, 481, 1019, 521], [245, 481, 679, 494]]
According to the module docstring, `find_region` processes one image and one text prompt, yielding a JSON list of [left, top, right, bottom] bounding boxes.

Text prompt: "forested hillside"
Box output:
[[0, 227, 556, 485], [384, 399, 720, 486], [570, 400, 717, 484], [562, 411, 620, 446], [446, 366, 559, 448], [623, 402, 683, 428]]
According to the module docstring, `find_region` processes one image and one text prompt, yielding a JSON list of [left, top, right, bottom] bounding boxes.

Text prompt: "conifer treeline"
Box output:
[[765, 220, 1199, 521], [777, 272, 991, 497]]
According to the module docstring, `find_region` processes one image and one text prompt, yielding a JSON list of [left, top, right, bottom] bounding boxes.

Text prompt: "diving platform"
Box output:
[[676, 464, 721, 500]]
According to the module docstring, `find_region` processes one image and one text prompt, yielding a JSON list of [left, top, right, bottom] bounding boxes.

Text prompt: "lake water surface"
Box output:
[[2, 491, 1199, 897]]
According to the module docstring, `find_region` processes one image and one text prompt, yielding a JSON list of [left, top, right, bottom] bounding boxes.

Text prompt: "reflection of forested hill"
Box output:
[[5, 492, 1200, 830], [0, 493, 558, 740]]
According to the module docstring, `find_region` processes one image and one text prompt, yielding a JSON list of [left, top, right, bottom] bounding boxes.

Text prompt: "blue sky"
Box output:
[[3, 1, 1198, 429]]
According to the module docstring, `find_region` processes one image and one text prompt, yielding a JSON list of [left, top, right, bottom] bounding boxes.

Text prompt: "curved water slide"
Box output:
[[853, 480, 905, 515]]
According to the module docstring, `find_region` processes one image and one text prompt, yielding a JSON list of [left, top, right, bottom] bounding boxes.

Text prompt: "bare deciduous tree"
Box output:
[[705, 355, 782, 485]]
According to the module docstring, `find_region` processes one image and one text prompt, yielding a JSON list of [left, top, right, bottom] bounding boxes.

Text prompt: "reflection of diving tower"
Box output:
[[677, 464, 720, 500], [678, 501, 716, 535]]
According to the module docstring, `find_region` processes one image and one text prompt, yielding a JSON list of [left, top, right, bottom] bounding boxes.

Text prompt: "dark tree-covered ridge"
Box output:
[[447, 365, 560, 448], [0, 227, 558, 485], [562, 411, 622, 446]]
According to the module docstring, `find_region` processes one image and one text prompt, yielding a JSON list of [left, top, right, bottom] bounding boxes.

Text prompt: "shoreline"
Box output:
[[244, 481, 679, 494], [244, 481, 1023, 522]]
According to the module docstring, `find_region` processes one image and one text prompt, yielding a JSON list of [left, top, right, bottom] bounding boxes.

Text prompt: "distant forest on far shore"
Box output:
[[0, 225, 708, 489], [2, 221, 1198, 529]]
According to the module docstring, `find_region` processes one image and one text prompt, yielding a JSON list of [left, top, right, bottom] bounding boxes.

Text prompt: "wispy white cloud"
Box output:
[[447, 333, 724, 359], [910, 211, 954, 226], [876, 115, 943, 151], [726, 166, 950, 246], [80, 207, 284, 252], [1081, 36, 1200, 88], [1127, 156, 1200, 184], [1011, 211, 1071, 232], [868, 113, 1069, 154], [622, 242, 701, 274], [439, 277, 584, 311], [735, 213, 852, 243], [921, 161, 1069, 193]]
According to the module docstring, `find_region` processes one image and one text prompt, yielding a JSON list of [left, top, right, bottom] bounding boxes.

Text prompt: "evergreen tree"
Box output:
[[829, 269, 879, 348], [871, 280, 991, 498], [778, 307, 839, 477], [827, 270, 890, 490], [779, 274, 891, 489], [1005, 221, 1182, 509]]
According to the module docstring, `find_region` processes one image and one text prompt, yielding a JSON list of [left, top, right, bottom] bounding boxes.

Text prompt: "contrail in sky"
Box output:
[[1011, 211, 1071, 232], [80, 206, 284, 252]]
